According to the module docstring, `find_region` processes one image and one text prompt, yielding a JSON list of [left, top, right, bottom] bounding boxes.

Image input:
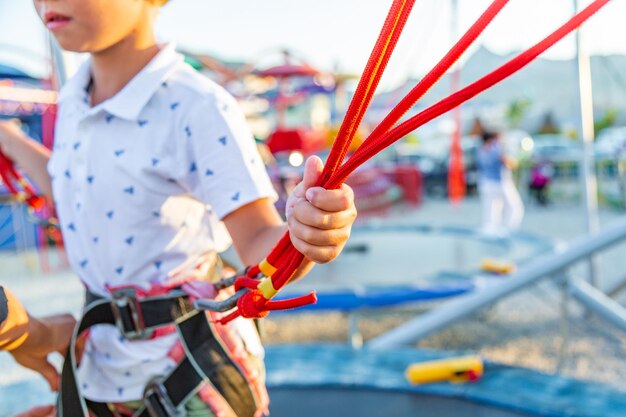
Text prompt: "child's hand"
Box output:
[[11, 314, 76, 392], [0, 119, 26, 159], [286, 156, 357, 264]]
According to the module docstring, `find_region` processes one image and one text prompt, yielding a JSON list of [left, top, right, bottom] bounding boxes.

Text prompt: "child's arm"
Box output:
[[224, 156, 356, 279], [0, 120, 53, 199]]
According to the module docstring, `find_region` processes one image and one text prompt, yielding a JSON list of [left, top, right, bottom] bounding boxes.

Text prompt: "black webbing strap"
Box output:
[[58, 291, 259, 417], [133, 312, 258, 417]]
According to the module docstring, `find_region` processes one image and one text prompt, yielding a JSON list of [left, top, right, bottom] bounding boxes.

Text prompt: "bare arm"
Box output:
[[223, 198, 314, 280], [503, 155, 518, 170], [0, 121, 53, 200]]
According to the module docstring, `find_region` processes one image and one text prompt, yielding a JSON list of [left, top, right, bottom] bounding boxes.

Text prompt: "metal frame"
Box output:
[[368, 215, 626, 349]]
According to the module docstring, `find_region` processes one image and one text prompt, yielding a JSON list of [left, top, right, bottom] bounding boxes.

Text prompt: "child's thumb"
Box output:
[[300, 156, 324, 191]]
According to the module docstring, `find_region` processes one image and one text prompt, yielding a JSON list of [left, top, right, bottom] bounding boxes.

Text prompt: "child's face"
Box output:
[[33, 0, 157, 53]]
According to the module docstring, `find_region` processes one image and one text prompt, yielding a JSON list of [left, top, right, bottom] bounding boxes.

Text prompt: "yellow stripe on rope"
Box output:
[[258, 277, 278, 299], [259, 259, 277, 277]]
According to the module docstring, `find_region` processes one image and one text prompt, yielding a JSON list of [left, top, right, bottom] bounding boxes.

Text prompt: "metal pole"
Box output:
[[574, 0, 600, 287], [569, 279, 626, 333]]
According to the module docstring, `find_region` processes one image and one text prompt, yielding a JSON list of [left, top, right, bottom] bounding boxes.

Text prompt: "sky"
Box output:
[[0, 0, 625, 90]]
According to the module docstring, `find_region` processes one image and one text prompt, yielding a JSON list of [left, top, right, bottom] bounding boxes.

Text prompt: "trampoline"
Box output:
[[265, 344, 626, 417], [274, 224, 553, 311]]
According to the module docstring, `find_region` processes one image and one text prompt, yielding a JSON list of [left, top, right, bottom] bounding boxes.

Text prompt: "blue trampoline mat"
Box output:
[[264, 344, 626, 417], [274, 282, 475, 311]]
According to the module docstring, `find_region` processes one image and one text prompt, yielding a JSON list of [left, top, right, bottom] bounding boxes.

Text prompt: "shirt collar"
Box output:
[[58, 44, 183, 121]]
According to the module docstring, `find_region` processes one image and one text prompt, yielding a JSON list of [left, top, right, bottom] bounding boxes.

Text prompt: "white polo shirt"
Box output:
[[48, 44, 276, 402]]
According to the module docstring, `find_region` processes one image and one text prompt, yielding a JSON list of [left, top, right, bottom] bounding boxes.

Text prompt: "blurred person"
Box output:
[[528, 158, 553, 206], [477, 131, 524, 236], [0, 0, 357, 415]]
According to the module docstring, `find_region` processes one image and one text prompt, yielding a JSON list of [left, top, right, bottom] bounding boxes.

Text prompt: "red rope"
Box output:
[[0, 150, 45, 210], [222, 0, 611, 323], [364, 0, 510, 147], [235, 0, 418, 295], [321, 0, 416, 186], [328, 0, 611, 188]]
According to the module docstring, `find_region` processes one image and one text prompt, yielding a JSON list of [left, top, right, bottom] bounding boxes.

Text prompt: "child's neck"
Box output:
[[89, 29, 160, 107]]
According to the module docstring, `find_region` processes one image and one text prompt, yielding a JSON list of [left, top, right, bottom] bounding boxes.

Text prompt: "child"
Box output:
[[0, 0, 357, 415]]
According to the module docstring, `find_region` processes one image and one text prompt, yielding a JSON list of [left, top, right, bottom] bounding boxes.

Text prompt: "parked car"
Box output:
[[394, 137, 479, 197], [530, 134, 580, 163], [594, 126, 626, 160]]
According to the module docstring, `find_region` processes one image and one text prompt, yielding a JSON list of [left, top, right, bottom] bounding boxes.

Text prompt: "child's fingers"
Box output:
[[292, 199, 356, 230], [287, 215, 351, 247], [288, 232, 339, 264], [305, 184, 354, 212]]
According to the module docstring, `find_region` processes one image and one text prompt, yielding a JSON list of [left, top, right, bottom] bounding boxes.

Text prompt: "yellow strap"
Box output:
[[0, 289, 30, 351], [3, 332, 29, 351], [259, 259, 277, 277], [258, 277, 278, 299]]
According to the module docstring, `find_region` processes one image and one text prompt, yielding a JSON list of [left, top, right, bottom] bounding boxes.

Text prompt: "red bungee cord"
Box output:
[[0, 150, 46, 211], [209, 0, 611, 325]]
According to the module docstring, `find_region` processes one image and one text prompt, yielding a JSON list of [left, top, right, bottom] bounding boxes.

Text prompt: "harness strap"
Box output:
[[133, 312, 257, 417], [58, 290, 258, 417]]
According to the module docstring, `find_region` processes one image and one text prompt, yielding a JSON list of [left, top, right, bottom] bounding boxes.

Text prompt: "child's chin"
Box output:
[[57, 41, 94, 54], [51, 34, 92, 53]]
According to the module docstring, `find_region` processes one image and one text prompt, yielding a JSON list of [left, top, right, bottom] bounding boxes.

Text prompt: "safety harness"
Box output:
[[58, 285, 264, 417], [0, 0, 611, 415]]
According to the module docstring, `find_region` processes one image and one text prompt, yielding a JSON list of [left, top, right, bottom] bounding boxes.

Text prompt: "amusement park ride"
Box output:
[[0, 48, 66, 272]]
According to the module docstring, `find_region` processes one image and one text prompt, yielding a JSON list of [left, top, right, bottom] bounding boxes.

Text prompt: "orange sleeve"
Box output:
[[0, 287, 30, 351]]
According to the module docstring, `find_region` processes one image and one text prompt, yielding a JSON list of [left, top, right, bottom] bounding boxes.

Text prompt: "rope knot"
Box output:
[[237, 290, 270, 319]]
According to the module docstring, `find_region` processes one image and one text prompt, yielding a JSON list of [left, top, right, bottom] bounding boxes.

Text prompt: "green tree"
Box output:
[[594, 108, 618, 136], [505, 98, 532, 128]]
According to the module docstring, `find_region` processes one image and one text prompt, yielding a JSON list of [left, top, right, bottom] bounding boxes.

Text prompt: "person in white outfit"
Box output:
[[477, 131, 524, 236]]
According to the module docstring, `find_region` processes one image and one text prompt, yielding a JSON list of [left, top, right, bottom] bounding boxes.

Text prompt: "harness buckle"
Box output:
[[143, 379, 183, 417], [111, 287, 148, 340]]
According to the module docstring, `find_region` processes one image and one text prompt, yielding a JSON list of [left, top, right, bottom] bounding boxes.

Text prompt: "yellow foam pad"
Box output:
[[480, 259, 516, 275], [406, 355, 483, 384]]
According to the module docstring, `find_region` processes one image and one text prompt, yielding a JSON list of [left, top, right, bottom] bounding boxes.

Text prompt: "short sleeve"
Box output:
[[0, 287, 30, 351], [180, 91, 277, 219], [0, 287, 7, 325]]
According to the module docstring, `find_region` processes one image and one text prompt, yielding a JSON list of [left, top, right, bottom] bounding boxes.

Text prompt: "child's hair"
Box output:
[[149, 0, 170, 6], [481, 131, 499, 144]]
